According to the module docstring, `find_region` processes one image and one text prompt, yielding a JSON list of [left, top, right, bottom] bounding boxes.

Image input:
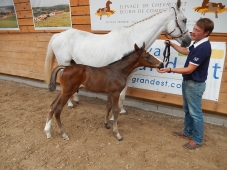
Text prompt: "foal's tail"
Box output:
[[44, 34, 58, 84], [49, 66, 65, 92]]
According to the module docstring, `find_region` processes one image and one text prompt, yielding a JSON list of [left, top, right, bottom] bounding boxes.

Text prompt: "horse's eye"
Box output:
[[146, 55, 150, 59], [183, 19, 187, 23]]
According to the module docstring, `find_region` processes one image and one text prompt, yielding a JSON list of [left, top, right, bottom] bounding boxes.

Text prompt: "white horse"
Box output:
[[44, 0, 191, 118]]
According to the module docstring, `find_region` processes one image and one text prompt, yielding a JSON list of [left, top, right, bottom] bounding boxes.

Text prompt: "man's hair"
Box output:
[[196, 18, 214, 36]]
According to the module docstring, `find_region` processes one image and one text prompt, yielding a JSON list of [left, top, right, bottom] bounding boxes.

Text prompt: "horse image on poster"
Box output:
[[44, 0, 191, 116]]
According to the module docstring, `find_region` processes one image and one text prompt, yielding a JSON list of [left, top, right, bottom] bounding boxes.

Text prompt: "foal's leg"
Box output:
[[67, 92, 79, 109], [55, 93, 73, 140], [109, 86, 127, 121], [44, 93, 61, 138], [104, 94, 112, 129], [118, 85, 127, 114], [111, 93, 122, 141]]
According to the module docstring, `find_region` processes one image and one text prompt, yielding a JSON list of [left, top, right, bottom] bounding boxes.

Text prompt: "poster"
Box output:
[[128, 40, 226, 101], [30, 0, 72, 30], [0, 0, 19, 30], [89, 0, 227, 33]]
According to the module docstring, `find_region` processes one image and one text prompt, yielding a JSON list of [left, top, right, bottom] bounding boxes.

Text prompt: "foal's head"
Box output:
[[135, 42, 164, 68]]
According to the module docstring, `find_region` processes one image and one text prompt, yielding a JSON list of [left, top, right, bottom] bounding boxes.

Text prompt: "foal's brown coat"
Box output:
[[45, 43, 163, 140]]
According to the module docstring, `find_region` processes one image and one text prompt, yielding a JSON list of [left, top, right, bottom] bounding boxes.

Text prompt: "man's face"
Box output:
[[191, 24, 209, 41]]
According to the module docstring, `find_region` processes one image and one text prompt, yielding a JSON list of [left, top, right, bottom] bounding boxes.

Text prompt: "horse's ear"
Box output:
[[134, 43, 139, 51], [142, 42, 145, 50], [176, 0, 181, 10]]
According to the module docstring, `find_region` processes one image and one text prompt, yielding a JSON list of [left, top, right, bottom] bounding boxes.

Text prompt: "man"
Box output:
[[156, 18, 214, 149]]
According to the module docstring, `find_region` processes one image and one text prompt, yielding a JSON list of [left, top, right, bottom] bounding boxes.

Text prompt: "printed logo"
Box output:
[[194, 0, 227, 18], [193, 57, 199, 61], [95, 0, 115, 20]]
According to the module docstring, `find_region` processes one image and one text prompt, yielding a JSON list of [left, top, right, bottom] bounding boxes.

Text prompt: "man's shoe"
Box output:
[[184, 140, 201, 149]]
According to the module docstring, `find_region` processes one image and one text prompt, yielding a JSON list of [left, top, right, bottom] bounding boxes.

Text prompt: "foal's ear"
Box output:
[[134, 43, 139, 51], [142, 42, 145, 50]]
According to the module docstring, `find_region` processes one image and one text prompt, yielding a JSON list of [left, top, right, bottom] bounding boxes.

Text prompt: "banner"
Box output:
[[0, 0, 19, 30], [128, 40, 226, 101], [89, 0, 227, 33], [30, 0, 72, 30]]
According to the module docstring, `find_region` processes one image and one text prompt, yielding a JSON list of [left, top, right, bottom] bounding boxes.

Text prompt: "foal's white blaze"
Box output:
[[44, 119, 52, 138]]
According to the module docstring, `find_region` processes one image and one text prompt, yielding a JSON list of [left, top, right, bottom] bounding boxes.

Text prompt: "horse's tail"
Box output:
[[44, 34, 58, 84], [49, 65, 65, 92]]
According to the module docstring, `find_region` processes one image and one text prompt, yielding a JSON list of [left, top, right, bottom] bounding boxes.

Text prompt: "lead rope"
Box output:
[[163, 40, 171, 68]]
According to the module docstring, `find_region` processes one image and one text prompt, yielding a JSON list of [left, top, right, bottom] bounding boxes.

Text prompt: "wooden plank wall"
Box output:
[[0, 0, 227, 116]]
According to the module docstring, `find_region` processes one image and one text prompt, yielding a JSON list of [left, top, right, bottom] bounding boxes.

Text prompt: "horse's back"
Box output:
[[51, 28, 130, 67], [51, 29, 94, 65]]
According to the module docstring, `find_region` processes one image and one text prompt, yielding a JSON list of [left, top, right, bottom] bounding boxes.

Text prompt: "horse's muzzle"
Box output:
[[157, 63, 164, 69]]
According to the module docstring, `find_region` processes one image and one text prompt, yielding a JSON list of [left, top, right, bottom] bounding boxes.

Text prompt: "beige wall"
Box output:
[[0, 0, 226, 115]]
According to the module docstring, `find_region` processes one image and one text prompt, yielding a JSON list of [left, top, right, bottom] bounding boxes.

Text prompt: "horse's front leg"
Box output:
[[104, 94, 112, 129], [112, 93, 122, 141], [109, 85, 127, 121], [118, 85, 127, 114], [119, 72, 136, 114]]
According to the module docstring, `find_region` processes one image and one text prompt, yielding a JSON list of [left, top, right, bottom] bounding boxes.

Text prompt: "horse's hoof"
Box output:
[[109, 119, 113, 124], [120, 109, 126, 114], [62, 133, 69, 140], [68, 106, 74, 109], [105, 123, 110, 129], [46, 134, 51, 139], [44, 129, 51, 139], [117, 136, 123, 141]]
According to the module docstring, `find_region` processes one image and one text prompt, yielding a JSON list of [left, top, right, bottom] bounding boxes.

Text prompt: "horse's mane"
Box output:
[[108, 50, 136, 65], [125, 11, 164, 28]]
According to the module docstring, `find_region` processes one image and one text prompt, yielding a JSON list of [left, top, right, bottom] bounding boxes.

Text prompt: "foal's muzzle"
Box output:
[[157, 63, 164, 69]]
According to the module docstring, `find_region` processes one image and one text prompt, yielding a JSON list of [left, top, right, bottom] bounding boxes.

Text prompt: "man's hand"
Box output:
[[156, 68, 171, 73]]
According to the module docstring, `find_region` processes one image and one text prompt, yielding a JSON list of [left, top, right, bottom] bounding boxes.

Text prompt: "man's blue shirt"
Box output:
[[183, 37, 212, 82]]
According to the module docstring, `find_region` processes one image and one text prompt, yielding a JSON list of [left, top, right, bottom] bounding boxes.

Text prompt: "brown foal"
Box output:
[[44, 42, 163, 141]]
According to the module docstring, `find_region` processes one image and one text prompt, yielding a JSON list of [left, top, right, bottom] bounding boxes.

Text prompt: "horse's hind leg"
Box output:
[[44, 93, 61, 138], [55, 105, 69, 140], [55, 93, 73, 140], [104, 94, 112, 129]]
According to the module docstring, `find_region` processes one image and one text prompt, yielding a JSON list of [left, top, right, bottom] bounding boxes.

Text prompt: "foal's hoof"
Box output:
[[105, 123, 110, 129], [120, 109, 126, 114], [44, 130, 51, 139], [118, 138, 123, 141], [117, 136, 123, 141]]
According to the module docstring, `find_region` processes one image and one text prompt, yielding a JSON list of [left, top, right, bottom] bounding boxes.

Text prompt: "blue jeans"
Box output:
[[182, 80, 206, 144]]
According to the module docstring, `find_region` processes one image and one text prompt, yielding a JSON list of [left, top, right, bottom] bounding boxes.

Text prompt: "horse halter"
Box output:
[[165, 7, 189, 39], [163, 40, 170, 68]]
